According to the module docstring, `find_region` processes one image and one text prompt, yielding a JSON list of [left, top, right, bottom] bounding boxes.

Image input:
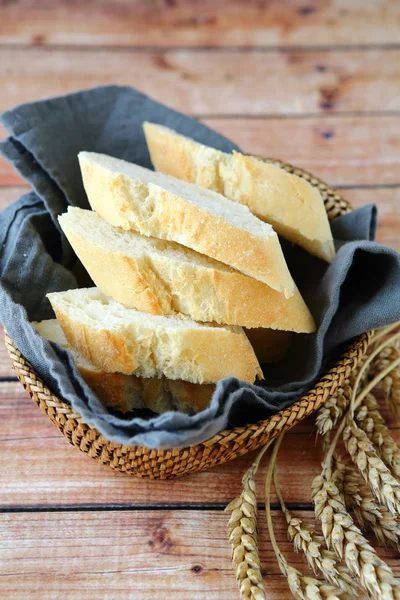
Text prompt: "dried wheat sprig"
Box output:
[[312, 457, 400, 599], [265, 436, 347, 600], [351, 332, 400, 414], [274, 469, 355, 596], [370, 324, 400, 349], [343, 417, 400, 516], [381, 348, 400, 417], [355, 393, 400, 477], [225, 442, 272, 600], [316, 380, 353, 436], [342, 463, 400, 551]]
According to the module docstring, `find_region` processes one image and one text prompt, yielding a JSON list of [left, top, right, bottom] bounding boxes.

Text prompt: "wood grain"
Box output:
[[2, 115, 400, 187], [1, 47, 400, 116], [0, 508, 398, 600], [0, 380, 399, 509], [1, 0, 399, 48], [204, 116, 400, 186]]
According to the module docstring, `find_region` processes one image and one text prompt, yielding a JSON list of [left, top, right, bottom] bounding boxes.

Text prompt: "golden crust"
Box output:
[[144, 122, 335, 263], [62, 211, 315, 332], [48, 291, 263, 384], [79, 153, 295, 298]]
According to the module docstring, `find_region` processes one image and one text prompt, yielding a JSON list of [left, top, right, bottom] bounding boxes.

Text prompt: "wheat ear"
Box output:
[[266, 436, 347, 600], [316, 379, 353, 436], [274, 468, 355, 596], [342, 462, 400, 551], [354, 392, 400, 477], [343, 417, 400, 516], [225, 442, 272, 600], [312, 455, 400, 599]]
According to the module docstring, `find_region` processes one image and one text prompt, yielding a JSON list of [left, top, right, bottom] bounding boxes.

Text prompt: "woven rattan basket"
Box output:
[[4, 160, 372, 479]]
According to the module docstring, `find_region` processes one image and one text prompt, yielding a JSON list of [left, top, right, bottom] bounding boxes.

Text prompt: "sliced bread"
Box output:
[[33, 319, 214, 414], [78, 151, 295, 297], [143, 122, 335, 263], [59, 207, 315, 332], [33, 319, 146, 413], [47, 288, 263, 384]]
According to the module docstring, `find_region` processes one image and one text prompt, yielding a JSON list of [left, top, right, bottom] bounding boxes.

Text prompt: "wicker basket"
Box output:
[[4, 160, 372, 479]]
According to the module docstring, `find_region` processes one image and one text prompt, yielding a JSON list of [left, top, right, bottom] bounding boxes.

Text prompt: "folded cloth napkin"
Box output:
[[0, 85, 399, 449]]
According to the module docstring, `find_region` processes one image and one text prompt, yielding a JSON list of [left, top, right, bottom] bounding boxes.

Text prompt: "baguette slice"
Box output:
[[33, 319, 214, 414], [59, 207, 315, 332], [79, 151, 295, 298], [143, 122, 335, 263], [33, 319, 145, 413], [47, 288, 263, 384]]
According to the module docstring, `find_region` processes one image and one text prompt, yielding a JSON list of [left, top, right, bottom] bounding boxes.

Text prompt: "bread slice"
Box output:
[[46, 288, 263, 384], [143, 122, 335, 263], [33, 319, 214, 414], [33, 319, 145, 413], [78, 151, 295, 298], [59, 207, 315, 332]]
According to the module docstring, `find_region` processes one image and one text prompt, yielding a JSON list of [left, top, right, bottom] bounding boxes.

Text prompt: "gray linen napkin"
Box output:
[[0, 85, 399, 449]]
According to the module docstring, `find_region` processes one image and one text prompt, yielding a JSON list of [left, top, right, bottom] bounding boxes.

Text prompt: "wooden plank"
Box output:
[[0, 509, 398, 599], [339, 187, 400, 249], [0, 380, 399, 509], [2, 115, 400, 187], [0, 0, 399, 48], [1, 48, 400, 117], [203, 116, 400, 186], [0, 186, 29, 210]]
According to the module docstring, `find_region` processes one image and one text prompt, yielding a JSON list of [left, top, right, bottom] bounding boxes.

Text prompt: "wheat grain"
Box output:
[[316, 380, 353, 436], [343, 462, 400, 551], [275, 469, 355, 595], [226, 458, 266, 600], [265, 437, 347, 600], [355, 393, 400, 477], [343, 418, 400, 516], [312, 456, 400, 599]]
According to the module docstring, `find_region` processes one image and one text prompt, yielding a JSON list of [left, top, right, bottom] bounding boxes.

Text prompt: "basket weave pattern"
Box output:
[[4, 160, 370, 479]]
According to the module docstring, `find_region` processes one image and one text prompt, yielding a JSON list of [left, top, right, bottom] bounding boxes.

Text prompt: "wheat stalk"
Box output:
[[316, 379, 353, 436], [354, 392, 400, 477], [225, 442, 272, 600], [342, 462, 400, 551], [343, 417, 400, 516], [381, 348, 400, 417], [265, 436, 347, 600], [274, 469, 355, 596], [312, 456, 400, 599]]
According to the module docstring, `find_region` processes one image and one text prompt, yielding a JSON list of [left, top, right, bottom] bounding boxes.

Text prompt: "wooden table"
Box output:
[[0, 2, 399, 598]]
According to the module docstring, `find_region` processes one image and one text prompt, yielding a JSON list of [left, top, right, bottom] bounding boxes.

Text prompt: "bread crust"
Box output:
[[47, 289, 263, 384], [144, 122, 335, 263], [60, 209, 315, 332], [79, 152, 295, 298]]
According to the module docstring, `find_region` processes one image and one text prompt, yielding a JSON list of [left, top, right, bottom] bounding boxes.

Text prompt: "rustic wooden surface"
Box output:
[[0, 2, 399, 598]]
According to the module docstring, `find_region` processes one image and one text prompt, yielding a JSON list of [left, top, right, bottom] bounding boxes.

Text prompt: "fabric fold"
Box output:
[[0, 85, 399, 449]]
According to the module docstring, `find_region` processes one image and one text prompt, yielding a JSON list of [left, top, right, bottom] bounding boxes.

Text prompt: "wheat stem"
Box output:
[[350, 336, 400, 418], [265, 436, 346, 599], [274, 468, 356, 596], [225, 440, 273, 600], [312, 457, 400, 599]]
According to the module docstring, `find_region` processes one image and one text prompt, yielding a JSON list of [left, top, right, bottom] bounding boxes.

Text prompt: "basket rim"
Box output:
[[3, 157, 370, 467], [5, 329, 371, 455]]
